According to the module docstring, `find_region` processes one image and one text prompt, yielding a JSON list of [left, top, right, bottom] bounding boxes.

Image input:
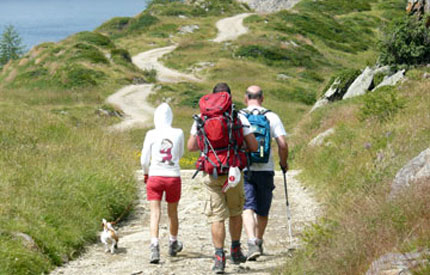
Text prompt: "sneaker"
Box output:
[[230, 246, 246, 264], [149, 244, 160, 264], [256, 239, 264, 255], [212, 253, 226, 274], [168, 240, 183, 256], [247, 242, 261, 261]]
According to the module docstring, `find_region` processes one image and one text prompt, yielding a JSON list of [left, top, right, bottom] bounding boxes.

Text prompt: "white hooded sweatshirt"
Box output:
[[141, 103, 184, 177]]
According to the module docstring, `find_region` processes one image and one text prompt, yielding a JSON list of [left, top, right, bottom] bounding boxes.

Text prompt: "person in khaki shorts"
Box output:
[[188, 83, 257, 274]]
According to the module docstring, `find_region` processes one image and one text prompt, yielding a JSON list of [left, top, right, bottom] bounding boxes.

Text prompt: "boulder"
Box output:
[[309, 78, 340, 112], [366, 250, 430, 275], [373, 70, 406, 90], [309, 128, 335, 147], [179, 25, 199, 34], [343, 67, 375, 99], [390, 148, 430, 198]]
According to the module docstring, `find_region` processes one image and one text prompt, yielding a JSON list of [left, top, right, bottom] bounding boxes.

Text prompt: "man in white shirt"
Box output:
[[188, 83, 258, 273], [241, 85, 289, 261]]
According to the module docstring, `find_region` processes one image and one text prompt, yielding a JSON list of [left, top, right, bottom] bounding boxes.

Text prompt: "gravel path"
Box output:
[[52, 170, 320, 275], [212, 13, 254, 43]]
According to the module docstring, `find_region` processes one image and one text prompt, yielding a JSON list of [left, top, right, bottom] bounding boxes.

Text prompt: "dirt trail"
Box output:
[[52, 13, 321, 275], [213, 13, 254, 43], [52, 170, 320, 275]]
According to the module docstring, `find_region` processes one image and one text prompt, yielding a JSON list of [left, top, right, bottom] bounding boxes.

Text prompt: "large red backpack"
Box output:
[[193, 92, 247, 178]]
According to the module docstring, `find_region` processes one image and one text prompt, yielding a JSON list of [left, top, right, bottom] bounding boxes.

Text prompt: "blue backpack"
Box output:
[[241, 108, 271, 164]]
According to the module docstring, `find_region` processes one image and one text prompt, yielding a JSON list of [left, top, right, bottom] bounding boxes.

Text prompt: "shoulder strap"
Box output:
[[261, 109, 272, 115]]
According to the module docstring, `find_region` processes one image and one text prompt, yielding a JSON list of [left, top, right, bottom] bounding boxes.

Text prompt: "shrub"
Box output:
[[111, 48, 132, 64], [73, 32, 114, 48], [71, 43, 109, 64], [128, 14, 159, 31], [359, 86, 405, 122], [59, 64, 105, 88], [379, 16, 430, 67], [143, 68, 157, 83], [97, 17, 132, 33]]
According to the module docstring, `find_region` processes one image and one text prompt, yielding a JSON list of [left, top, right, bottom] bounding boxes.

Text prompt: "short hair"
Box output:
[[246, 89, 263, 100], [213, 82, 231, 94]]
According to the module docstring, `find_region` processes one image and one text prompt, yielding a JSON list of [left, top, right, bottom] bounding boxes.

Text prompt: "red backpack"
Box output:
[[193, 92, 247, 178]]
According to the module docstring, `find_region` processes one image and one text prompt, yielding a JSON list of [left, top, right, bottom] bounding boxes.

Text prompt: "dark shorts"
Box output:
[[243, 171, 275, 217], [147, 176, 181, 203]]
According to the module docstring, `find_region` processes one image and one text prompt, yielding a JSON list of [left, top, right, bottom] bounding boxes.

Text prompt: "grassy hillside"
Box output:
[[0, 0, 415, 273]]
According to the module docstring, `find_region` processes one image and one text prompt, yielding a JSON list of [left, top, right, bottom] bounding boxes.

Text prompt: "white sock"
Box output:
[[249, 237, 257, 245], [169, 235, 177, 242], [151, 237, 159, 246]]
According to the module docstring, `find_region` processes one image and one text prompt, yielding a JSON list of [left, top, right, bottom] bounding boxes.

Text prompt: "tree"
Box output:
[[0, 25, 25, 67]]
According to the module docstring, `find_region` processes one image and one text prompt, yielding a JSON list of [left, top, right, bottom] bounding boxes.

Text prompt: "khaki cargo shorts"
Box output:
[[201, 173, 245, 223]]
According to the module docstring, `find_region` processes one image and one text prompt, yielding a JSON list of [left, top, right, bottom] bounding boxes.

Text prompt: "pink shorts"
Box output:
[[146, 176, 181, 203]]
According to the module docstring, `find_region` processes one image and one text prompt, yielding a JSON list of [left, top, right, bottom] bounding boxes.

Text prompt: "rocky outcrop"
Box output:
[[390, 148, 430, 198], [343, 66, 390, 99], [406, 0, 430, 26], [374, 70, 406, 90], [366, 250, 430, 275], [309, 128, 335, 147], [179, 24, 199, 34], [309, 79, 341, 112], [238, 0, 301, 13]]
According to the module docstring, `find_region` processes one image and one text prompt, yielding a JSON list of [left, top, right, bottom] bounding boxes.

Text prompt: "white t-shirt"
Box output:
[[190, 113, 253, 136], [243, 105, 287, 171]]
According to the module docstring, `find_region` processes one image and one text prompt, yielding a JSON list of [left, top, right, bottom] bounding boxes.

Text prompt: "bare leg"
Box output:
[[229, 214, 243, 241], [242, 209, 257, 240], [256, 215, 269, 240], [211, 221, 225, 248], [167, 202, 179, 237], [149, 200, 161, 238]]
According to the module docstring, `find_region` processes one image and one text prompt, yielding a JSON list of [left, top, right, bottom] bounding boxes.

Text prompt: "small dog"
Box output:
[[101, 219, 119, 254]]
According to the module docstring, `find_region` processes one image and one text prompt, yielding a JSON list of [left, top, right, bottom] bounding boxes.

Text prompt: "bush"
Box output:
[[379, 16, 430, 67], [71, 43, 109, 64], [73, 32, 114, 48], [128, 14, 159, 31], [97, 17, 132, 33], [143, 68, 157, 83], [359, 86, 405, 122], [111, 48, 132, 63], [60, 64, 105, 88]]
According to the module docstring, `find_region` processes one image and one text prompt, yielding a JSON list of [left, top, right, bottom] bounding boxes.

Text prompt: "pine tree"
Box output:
[[0, 25, 25, 67]]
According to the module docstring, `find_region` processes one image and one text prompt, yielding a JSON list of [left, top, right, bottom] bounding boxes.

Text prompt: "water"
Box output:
[[0, 0, 148, 50]]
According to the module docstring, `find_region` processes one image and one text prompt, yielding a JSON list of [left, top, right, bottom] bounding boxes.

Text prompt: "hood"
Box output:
[[154, 103, 173, 129]]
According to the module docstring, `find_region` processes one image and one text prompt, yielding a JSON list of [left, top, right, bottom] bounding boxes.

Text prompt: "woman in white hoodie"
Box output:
[[141, 103, 184, 264]]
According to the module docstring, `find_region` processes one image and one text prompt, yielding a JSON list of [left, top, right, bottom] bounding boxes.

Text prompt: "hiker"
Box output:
[[141, 103, 185, 264], [241, 85, 288, 260], [187, 83, 258, 274]]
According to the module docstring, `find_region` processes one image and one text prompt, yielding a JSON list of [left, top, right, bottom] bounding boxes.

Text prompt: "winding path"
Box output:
[[51, 13, 320, 275]]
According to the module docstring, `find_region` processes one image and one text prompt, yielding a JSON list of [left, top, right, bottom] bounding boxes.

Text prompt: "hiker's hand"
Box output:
[[279, 162, 288, 174], [144, 174, 148, 184]]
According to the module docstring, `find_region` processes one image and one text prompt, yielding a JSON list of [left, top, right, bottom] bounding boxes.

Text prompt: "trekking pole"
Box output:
[[281, 167, 293, 246]]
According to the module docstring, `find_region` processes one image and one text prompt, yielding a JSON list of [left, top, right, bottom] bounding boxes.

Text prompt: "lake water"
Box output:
[[0, 0, 148, 50]]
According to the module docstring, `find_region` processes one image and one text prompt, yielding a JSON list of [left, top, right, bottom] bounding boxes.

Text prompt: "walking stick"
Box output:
[[282, 169, 293, 245]]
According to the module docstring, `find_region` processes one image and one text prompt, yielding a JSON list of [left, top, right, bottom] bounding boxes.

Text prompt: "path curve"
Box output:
[[107, 46, 200, 131], [213, 13, 254, 43], [51, 170, 320, 275]]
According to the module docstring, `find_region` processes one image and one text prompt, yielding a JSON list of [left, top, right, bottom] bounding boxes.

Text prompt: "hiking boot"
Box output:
[[230, 246, 246, 264], [149, 244, 160, 264], [168, 240, 183, 256], [212, 253, 226, 274], [256, 239, 264, 255], [247, 242, 261, 261]]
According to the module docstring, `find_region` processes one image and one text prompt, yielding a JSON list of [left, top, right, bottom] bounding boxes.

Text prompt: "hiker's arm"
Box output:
[[244, 133, 258, 152], [187, 135, 199, 152], [141, 132, 152, 174], [276, 135, 288, 171]]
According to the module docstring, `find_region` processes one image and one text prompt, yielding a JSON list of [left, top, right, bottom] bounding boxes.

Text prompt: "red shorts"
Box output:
[[146, 176, 181, 203]]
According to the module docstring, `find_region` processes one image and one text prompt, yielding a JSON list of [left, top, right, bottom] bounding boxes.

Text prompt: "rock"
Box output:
[[423, 72, 430, 79], [178, 15, 187, 19], [366, 250, 430, 275], [390, 148, 430, 198], [343, 67, 375, 99], [132, 77, 146, 84], [237, 0, 302, 12], [179, 25, 199, 34], [13, 232, 39, 251], [309, 98, 329, 113], [373, 70, 406, 90], [309, 128, 335, 147], [277, 73, 291, 81]]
